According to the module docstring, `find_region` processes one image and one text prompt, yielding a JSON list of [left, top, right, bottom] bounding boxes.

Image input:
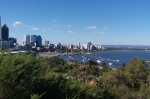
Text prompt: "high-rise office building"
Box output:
[[87, 42, 92, 50], [57, 42, 61, 52], [36, 35, 42, 47], [22, 34, 30, 45], [45, 40, 50, 47], [31, 35, 37, 43], [30, 35, 37, 47], [0, 17, 16, 49], [68, 44, 73, 52], [1, 24, 9, 41], [78, 42, 81, 50], [49, 44, 55, 51]]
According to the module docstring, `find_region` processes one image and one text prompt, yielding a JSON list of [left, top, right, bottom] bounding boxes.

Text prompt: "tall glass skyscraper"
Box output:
[[31, 35, 37, 43], [36, 35, 42, 47], [1, 24, 9, 41]]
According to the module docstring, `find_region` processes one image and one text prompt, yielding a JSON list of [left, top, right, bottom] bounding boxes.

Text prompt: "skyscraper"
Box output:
[[56, 42, 61, 52], [1, 24, 9, 41], [36, 35, 42, 47], [87, 42, 92, 50], [22, 34, 30, 45], [31, 35, 37, 43], [45, 40, 50, 47]]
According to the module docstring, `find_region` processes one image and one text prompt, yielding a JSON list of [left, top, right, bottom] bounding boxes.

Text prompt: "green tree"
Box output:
[[0, 52, 47, 98], [124, 57, 149, 88], [86, 60, 98, 66]]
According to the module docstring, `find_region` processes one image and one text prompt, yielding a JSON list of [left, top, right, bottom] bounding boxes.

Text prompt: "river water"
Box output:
[[58, 50, 150, 68]]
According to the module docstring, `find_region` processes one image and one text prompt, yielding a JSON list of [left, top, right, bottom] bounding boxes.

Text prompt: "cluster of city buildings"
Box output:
[[65, 42, 103, 53], [22, 34, 42, 51], [21, 34, 103, 52], [0, 17, 103, 52], [0, 17, 17, 50]]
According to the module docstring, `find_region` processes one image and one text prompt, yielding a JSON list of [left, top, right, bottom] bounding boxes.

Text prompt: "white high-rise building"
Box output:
[[22, 34, 30, 45]]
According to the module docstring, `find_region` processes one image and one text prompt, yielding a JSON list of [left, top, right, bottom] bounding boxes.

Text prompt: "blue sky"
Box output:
[[0, 0, 150, 45]]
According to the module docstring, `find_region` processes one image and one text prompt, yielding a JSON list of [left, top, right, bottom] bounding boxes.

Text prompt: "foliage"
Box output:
[[0, 52, 47, 98], [47, 56, 66, 66], [123, 57, 149, 88], [0, 53, 150, 99], [86, 60, 98, 66], [31, 92, 46, 99]]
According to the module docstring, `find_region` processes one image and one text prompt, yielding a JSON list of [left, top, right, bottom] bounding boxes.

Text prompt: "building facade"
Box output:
[[31, 35, 37, 43], [87, 42, 92, 50], [1, 24, 9, 41], [0, 41, 11, 49], [9, 37, 17, 48], [45, 40, 50, 47], [49, 44, 55, 52], [56, 42, 61, 52], [23, 35, 30, 45], [36, 35, 42, 47], [9, 37, 17, 43]]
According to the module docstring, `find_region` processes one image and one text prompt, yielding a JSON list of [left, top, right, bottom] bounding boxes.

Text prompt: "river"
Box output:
[[58, 50, 150, 68]]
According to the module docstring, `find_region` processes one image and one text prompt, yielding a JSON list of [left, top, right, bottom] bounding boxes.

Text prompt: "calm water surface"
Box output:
[[59, 50, 150, 68]]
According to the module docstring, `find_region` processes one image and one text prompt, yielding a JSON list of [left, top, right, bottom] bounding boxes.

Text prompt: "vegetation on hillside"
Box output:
[[0, 52, 150, 99]]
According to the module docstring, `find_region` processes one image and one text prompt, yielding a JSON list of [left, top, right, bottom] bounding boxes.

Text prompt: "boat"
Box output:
[[108, 63, 112, 65], [97, 60, 101, 63]]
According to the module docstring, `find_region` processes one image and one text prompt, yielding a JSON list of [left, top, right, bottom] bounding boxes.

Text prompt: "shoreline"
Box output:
[[38, 49, 150, 57]]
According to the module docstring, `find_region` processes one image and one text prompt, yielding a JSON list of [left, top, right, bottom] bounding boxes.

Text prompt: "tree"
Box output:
[[124, 57, 149, 88], [86, 60, 98, 66], [0, 52, 47, 98]]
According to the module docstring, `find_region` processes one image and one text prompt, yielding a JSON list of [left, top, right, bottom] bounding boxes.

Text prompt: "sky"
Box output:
[[0, 0, 150, 45]]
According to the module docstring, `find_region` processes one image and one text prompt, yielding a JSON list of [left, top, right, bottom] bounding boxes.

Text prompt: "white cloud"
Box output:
[[68, 31, 74, 34], [24, 25, 39, 30], [94, 31, 104, 34], [30, 27, 39, 30], [12, 21, 23, 27], [24, 25, 34, 28], [12, 22, 40, 31], [86, 26, 96, 29]]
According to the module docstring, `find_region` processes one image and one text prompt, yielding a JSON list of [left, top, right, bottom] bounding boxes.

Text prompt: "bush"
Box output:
[[86, 60, 98, 66], [0, 52, 46, 98]]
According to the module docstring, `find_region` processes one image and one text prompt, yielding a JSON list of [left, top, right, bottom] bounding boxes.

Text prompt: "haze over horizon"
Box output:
[[0, 0, 150, 45]]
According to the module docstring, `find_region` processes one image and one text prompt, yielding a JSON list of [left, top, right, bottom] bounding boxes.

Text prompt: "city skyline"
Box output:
[[0, 0, 150, 45]]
